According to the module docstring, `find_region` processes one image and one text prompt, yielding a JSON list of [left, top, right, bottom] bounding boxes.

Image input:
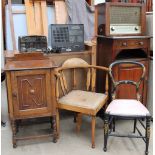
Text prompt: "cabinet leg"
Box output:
[[11, 120, 17, 148], [52, 115, 57, 143], [50, 117, 53, 129]]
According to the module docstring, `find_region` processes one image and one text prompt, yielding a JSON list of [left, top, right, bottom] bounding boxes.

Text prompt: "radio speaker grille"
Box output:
[[110, 6, 141, 25]]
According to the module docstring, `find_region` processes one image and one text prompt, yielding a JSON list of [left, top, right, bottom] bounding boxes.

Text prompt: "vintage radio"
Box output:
[[18, 35, 47, 52], [48, 24, 84, 52], [95, 2, 146, 36]]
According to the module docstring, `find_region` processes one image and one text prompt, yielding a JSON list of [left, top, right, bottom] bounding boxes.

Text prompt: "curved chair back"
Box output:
[[55, 58, 109, 100], [109, 60, 146, 101]]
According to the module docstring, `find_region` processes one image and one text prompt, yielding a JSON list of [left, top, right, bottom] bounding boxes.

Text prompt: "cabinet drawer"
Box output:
[[115, 39, 148, 49]]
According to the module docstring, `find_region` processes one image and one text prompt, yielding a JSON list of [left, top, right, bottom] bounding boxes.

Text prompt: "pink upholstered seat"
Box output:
[[106, 99, 150, 116]]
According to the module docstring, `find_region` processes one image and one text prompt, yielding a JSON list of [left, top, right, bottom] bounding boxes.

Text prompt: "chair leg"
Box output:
[[145, 116, 151, 155], [91, 116, 96, 148], [113, 117, 115, 132], [76, 113, 82, 134], [133, 118, 137, 133], [56, 109, 60, 139], [103, 113, 109, 152], [74, 112, 77, 123]]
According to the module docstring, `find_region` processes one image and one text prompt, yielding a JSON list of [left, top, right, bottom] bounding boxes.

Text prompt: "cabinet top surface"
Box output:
[[5, 59, 57, 71], [97, 35, 152, 39]]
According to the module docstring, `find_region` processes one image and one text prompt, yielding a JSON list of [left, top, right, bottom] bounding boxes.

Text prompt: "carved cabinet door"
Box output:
[[11, 69, 53, 118], [113, 59, 149, 106]]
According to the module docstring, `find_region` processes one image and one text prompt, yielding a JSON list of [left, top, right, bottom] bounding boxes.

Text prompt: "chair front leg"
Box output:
[[91, 116, 96, 148], [76, 113, 82, 134], [104, 113, 109, 152], [56, 109, 60, 139], [145, 116, 151, 155]]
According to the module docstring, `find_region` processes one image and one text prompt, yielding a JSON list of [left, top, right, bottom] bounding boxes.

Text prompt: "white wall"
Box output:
[[94, 0, 105, 5]]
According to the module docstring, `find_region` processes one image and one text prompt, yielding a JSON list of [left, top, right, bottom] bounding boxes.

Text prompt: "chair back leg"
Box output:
[[76, 113, 82, 134], [133, 119, 137, 133], [56, 109, 60, 139], [91, 116, 96, 148]]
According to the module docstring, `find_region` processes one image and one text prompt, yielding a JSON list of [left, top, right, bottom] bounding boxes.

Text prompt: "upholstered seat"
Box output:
[[59, 90, 108, 113], [106, 99, 150, 117]]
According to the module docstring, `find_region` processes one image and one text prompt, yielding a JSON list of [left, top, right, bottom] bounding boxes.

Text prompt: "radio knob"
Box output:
[[135, 27, 139, 31], [111, 27, 115, 31]]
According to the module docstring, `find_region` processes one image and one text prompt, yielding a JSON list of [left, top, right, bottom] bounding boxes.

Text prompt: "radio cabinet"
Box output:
[[95, 2, 146, 36], [5, 58, 57, 148]]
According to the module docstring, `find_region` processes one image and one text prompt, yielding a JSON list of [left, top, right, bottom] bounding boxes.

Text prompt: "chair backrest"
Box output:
[[55, 58, 109, 100], [109, 60, 146, 101]]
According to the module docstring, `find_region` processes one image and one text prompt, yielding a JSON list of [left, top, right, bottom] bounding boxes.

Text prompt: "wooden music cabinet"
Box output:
[[97, 36, 151, 106], [5, 54, 57, 147]]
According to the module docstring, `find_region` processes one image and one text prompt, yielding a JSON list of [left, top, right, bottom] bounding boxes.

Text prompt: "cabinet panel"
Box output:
[[11, 69, 52, 117], [113, 60, 148, 105], [17, 74, 47, 110]]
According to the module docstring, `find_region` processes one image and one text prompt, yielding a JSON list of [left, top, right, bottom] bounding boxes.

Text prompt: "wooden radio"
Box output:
[[95, 2, 146, 36]]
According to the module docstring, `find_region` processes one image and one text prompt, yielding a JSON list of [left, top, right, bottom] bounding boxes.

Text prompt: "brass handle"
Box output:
[[122, 42, 127, 46], [30, 89, 35, 94], [139, 42, 144, 46], [12, 92, 17, 98]]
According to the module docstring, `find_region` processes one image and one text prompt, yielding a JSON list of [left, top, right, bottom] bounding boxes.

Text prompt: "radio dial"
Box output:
[[111, 27, 115, 31]]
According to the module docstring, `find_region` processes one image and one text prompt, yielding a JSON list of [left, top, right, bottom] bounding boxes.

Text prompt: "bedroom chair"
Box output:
[[55, 58, 109, 148], [104, 60, 151, 155]]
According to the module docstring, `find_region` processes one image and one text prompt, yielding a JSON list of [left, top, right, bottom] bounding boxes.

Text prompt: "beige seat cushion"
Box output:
[[106, 99, 150, 117], [58, 90, 107, 110]]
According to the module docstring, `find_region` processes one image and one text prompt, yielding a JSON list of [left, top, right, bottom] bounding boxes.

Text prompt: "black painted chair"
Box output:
[[104, 60, 151, 155]]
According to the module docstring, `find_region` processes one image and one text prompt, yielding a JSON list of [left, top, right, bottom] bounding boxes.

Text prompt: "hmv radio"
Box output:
[[95, 2, 146, 36]]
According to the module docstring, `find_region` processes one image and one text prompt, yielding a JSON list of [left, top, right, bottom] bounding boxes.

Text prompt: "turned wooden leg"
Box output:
[[91, 116, 96, 148], [50, 117, 53, 129], [52, 115, 57, 143], [56, 109, 60, 139], [11, 120, 17, 148], [76, 113, 82, 134]]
